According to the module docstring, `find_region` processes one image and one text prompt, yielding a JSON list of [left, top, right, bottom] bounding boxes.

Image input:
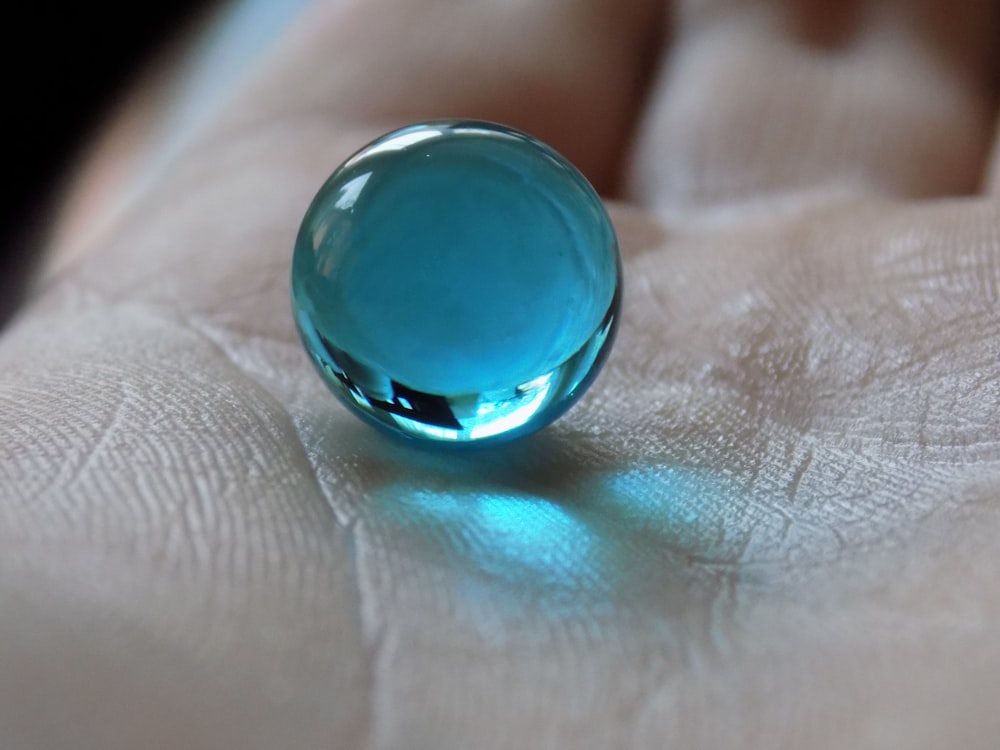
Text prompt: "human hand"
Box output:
[[2, 1, 999, 747]]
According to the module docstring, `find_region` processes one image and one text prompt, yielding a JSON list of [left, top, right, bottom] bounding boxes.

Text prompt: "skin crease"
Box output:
[[3, 0, 1000, 747]]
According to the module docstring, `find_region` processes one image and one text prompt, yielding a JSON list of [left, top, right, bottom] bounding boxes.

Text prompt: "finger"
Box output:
[[629, 0, 1000, 221], [50, 0, 663, 276], [215, 0, 664, 191], [48, 0, 308, 275], [51, 0, 663, 275]]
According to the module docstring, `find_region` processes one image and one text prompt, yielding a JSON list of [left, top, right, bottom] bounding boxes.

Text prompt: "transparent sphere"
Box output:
[[291, 121, 621, 446]]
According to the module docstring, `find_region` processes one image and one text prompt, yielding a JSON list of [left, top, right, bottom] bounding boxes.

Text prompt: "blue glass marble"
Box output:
[[291, 121, 621, 445]]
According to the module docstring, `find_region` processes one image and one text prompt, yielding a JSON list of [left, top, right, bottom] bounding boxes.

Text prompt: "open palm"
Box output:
[[3, 1, 1000, 747]]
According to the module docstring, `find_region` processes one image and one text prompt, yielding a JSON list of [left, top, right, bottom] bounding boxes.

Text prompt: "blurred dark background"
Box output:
[[1, 3, 204, 324]]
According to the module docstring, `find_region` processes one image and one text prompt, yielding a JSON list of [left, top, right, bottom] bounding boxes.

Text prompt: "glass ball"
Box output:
[[291, 121, 621, 446]]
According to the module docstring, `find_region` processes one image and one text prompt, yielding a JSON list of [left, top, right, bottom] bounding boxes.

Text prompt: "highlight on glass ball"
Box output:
[[290, 120, 622, 446]]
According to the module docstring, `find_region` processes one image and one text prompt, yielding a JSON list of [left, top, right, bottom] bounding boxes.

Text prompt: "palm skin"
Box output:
[[2, 0, 1000, 747]]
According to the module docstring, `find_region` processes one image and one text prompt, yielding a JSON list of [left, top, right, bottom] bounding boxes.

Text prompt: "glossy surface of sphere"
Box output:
[[291, 121, 621, 445]]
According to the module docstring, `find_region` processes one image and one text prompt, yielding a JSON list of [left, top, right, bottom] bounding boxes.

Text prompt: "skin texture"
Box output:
[[3, 0, 1000, 747]]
